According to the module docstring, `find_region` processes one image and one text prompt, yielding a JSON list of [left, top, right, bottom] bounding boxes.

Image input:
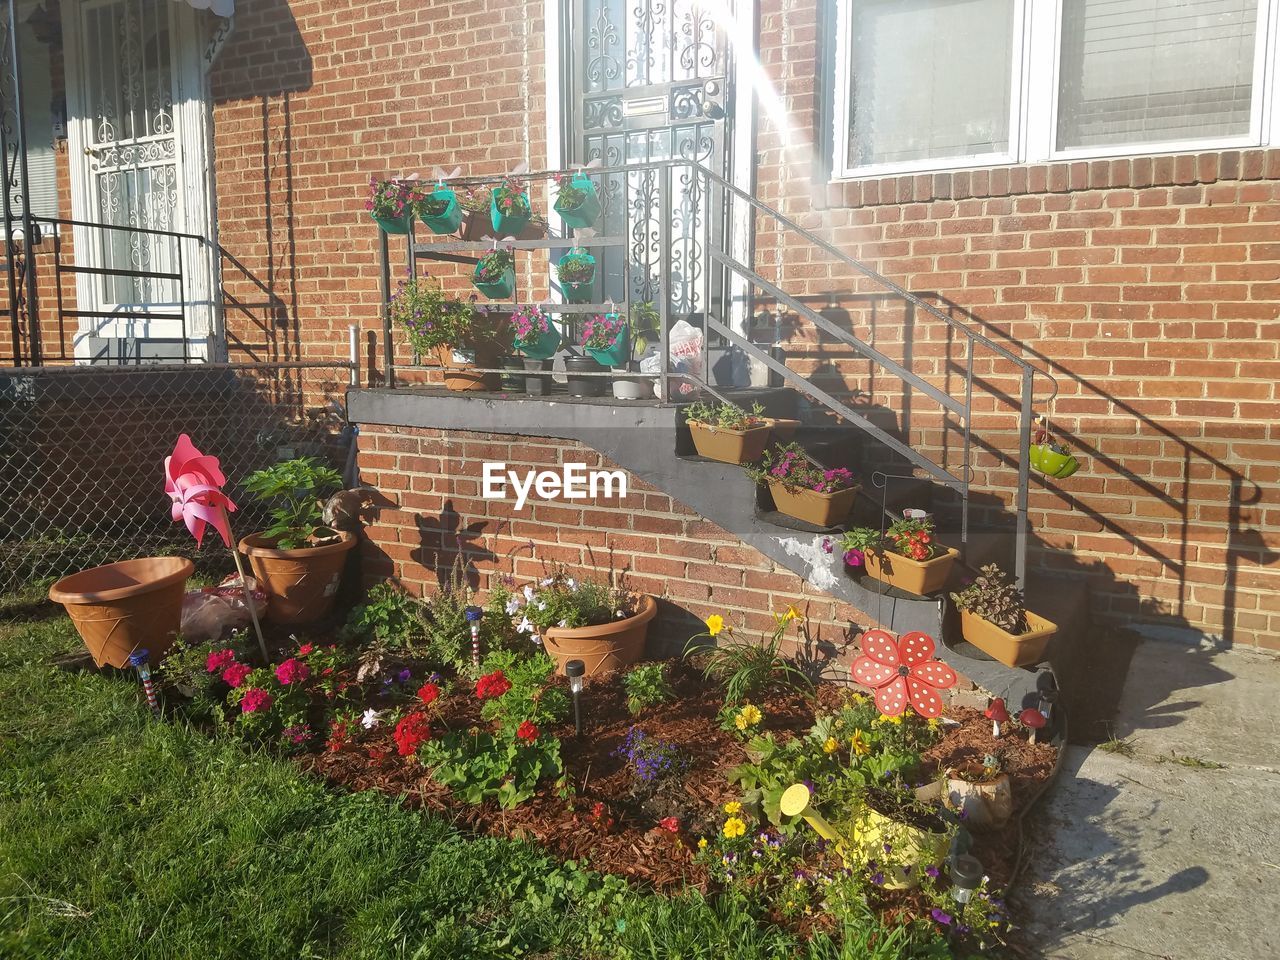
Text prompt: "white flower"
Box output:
[[566, 578, 577, 590], [536, 600, 547, 610], [558, 619, 568, 628], [523, 585, 535, 601], [540, 577, 555, 587], [505, 596, 523, 615], [361, 708, 381, 730], [516, 616, 534, 634]]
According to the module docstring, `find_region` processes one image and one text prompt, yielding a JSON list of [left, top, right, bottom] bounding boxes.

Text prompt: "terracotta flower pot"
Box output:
[[944, 765, 1013, 829], [766, 479, 856, 528], [433, 343, 499, 392], [49, 556, 194, 668], [240, 531, 357, 624], [863, 546, 959, 596], [687, 419, 772, 464], [541, 594, 657, 677], [957, 608, 1058, 668]]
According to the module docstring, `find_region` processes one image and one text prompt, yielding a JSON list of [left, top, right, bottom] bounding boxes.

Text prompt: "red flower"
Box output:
[[851, 630, 957, 718], [659, 816, 679, 833], [297, 643, 314, 655], [475, 670, 512, 700], [418, 682, 440, 705], [222, 662, 252, 688], [206, 649, 235, 673], [394, 711, 431, 757], [516, 720, 538, 742]]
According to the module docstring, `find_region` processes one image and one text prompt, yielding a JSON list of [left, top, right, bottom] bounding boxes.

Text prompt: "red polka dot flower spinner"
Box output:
[[851, 630, 958, 718]]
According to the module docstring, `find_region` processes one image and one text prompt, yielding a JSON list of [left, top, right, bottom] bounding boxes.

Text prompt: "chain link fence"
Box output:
[[0, 361, 356, 617]]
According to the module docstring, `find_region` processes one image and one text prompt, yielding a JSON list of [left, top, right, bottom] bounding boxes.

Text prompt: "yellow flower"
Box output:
[[705, 614, 725, 637], [850, 730, 870, 756], [782, 604, 803, 623], [822, 736, 839, 755], [698, 837, 708, 850], [874, 713, 903, 726], [927, 717, 941, 731], [735, 704, 762, 731], [722, 817, 746, 838], [723, 800, 742, 815]]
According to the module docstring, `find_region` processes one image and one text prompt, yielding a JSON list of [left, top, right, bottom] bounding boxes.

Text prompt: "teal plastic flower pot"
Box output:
[[372, 211, 413, 235], [586, 328, 629, 368], [473, 264, 516, 300], [554, 175, 601, 229], [514, 324, 561, 360], [490, 192, 532, 235], [558, 251, 597, 303], [418, 189, 462, 235], [1030, 444, 1081, 479]]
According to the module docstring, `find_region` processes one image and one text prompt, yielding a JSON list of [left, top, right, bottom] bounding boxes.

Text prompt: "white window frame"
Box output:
[[833, 0, 1280, 181]]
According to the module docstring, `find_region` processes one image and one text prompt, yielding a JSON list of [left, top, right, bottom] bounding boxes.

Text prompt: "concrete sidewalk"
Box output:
[[1019, 639, 1280, 959]]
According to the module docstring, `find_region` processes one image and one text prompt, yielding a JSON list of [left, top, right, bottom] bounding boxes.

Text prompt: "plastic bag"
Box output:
[[639, 319, 704, 398], [180, 574, 267, 643]]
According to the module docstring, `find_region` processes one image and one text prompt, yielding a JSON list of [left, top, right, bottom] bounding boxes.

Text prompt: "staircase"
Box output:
[[365, 159, 1086, 711]]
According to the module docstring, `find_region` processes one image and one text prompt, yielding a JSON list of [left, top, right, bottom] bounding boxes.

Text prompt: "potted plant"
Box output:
[[461, 187, 495, 240], [749, 443, 858, 528], [1030, 420, 1080, 479], [473, 246, 516, 300], [239, 457, 353, 625], [491, 174, 532, 234], [413, 183, 463, 235], [48, 556, 195, 668], [944, 753, 1013, 829], [683, 400, 772, 464], [849, 788, 955, 889], [609, 301, 659, 400], [511, 304, 560, 396], [556, 249, 596, 303], [950, 562, 1058, 668], [392, 275, 499, 391], [553, 171, 601, 229], [840, 515, 959, 596], [366, 177, 414, 234], [507, 572, 657, 676]]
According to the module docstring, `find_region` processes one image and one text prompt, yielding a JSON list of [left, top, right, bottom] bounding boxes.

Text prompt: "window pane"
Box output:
[[846, 0, 1016, 168], [1057, 0, 1258, 150]]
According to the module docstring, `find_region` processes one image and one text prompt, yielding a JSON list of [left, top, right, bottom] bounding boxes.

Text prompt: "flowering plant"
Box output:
[[885, 515, 946, 561], [837, 527, 880, 569], [580, 313, 624, 351], [391, 274, 475, 353], [553, 173, 592, 211], [476, 650, 569, 735], [510, 571, 635, 632], [475, 670, 512, 699], [556, 250, 596, 284], [614, 726, 690, 785], [474, 247, 515, 284], [683, 400, 766, 431], [394, 710, 432, 756], [510, 305, 555, 347], [366, 177, 412, 220], [749, 443, 857, 494], [492, 176, 530, 218], [412, 183, 453, 217]]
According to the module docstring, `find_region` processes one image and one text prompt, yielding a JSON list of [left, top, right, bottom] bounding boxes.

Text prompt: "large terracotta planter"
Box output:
[[687, 419, 772, 464], [863, 545, 959, 596], [240, 531, 357, 624], [433, 343, 499, 392], [49, 557, 194, 668], [762, 417, 800, 443], [766, 479, 856, 528], [541, 594, 657, 677], [957, 608, 1057, 668], [944, 765, 1013, 829]]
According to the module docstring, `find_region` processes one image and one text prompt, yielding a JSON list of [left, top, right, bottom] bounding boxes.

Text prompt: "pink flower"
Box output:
[[275, 658, 310, 685], [297, 643, 314, 656], [222, 662, 252, 688], [240, 687, 274, 713], [659, 816, 679, 833], [206, 649, 235, 673]]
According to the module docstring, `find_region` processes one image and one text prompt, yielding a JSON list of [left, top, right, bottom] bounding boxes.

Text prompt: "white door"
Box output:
[[63, 0, 218, 361]]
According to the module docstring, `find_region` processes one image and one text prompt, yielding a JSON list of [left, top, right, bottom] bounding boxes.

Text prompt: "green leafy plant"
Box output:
[[341, 581, 426, 651], [554, 175, 592, 211], [747, 443, 857, 494], [476, 649, 569, 735], [622, 662, 674, 715], [492, 175, 531, 218], [475, 247, 515, 283], [630, 300, 660, 355], [243, 457, 343, 549], [419, 562, 521, 673], [685, 608, 813, 704], [885, 515, 945, 561], [413, 185, 452, 217], [683, 400, 766, 431], [556, 250, 596, 283], [366, 177, 412, 219], [459, 186, 491, 213], [390, 274, 475, 354], [950, 562, 1029, 633], [514, 571, 635, 631], [419, 728, 563, 809]]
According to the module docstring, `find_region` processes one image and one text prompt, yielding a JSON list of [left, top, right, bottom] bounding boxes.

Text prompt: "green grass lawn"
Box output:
[[0, 614, 945, 960]]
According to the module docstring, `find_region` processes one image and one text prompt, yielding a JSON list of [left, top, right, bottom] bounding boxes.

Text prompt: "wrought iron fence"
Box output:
[[0, 361, 355, 615]]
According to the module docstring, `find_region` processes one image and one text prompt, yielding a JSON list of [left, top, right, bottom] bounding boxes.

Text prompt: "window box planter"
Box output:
[[472, 263, 516, 300], [957, 608, 1058, 668], [564, 354, 607, 396], [434, 343, 500, 392], [944, 762, 1013, 830], [761, 417, 800, 443], [239, 531, 357, 625], [48, 556, 194, 668], [541, 593, 657, 676], [688, 419, 773, 464], [861, 545, 959, 596], [766, 479, 856, 528], [554, 174, 601, 229], [416, 188, 463, 235]]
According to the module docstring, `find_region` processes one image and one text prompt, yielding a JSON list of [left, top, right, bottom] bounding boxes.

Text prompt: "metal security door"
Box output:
[[568, 0, 732, 315]]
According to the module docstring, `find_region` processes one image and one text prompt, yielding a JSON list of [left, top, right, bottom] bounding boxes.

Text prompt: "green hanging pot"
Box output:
[[514, 323, 561, 361], [557, 251, 597, 304], [586, 327, 629, 368], [417, 188, 463, 235], [554, 174, 601, 229], [372, 211, 414, 235], [491, 191, 532, 235], [1030, 444, 1080, 479], [473, 264, 516, 300]]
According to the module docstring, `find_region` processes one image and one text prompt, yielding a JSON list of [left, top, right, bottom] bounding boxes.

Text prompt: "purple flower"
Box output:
[[925, 865, 940, 878], [931, 908, 953, 926], [870, 872, 885, 886], [397, 668, 412, 683], [843, 548, 864, 568], [822, 537, 834, 554], [882, 842, 892, 854]]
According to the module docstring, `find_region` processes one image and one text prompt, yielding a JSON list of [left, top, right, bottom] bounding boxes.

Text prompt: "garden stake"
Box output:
[[566, 659, 585, 738], [224, 505, 270, 663], [128, 648, 160, 716], [466, 606, 483, 671]]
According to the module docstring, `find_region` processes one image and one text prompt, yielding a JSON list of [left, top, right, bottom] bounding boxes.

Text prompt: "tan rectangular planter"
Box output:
[[688, 419, 773, 464], [766, 479, 856, 527], [957, 608, 1058, 668], [863, 546, 959, 596]]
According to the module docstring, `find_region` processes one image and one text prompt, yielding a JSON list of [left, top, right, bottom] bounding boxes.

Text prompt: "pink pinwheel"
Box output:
[[851, 629, 957, 718], [165, 434, 236, 547]]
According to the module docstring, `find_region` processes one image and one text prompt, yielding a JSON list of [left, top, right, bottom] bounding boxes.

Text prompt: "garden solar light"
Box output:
[[566, 659, 585, 737], [1038, 687, 1058, 722], [1018, 707, 1047, 744], [465, 606, 482, 671], [950, 854, 984, 905], [128, 648, 160, 716], [984, 698, 1009, 738]]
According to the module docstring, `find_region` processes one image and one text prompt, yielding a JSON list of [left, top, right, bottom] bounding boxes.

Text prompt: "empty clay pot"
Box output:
[[240, 531, 357, 624], [542, 594, 657, 676], [49, 556, 195, 668]]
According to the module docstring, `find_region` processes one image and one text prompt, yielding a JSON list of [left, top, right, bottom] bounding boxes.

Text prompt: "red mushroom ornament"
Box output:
[[985, 698, 1010, 738], [1018, 707, 1047, 744]]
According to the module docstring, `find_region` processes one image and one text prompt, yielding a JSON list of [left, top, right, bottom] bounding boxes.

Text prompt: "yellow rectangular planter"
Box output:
[[958, 608, 1058, 668], [863, 545, 959, 596], [688, 420, 773, 464], [766, 480, 856, 528]]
